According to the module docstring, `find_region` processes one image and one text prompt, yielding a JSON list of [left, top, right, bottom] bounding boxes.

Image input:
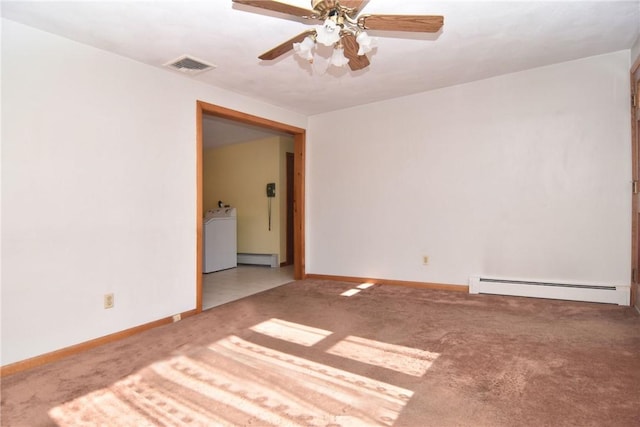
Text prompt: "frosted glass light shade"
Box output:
[[330, 46, 349, 67], [293, 36, 315, 62], [356, 31, 377, 55], [316, 18, 341, 46]]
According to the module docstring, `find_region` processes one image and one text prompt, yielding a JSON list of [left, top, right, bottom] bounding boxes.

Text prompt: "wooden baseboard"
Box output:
[[304, 273, 469, 293], [2, 275, 465, 376], [0, 309, 198, 378]]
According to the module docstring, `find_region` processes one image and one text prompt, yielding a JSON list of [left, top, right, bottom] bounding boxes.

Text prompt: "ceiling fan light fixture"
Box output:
[[316, 17, 341, 46], [293, 35, 316, 62], [356, 31, 376, 55], [329, 45, 350, 67], [232, 0, 445, 72]]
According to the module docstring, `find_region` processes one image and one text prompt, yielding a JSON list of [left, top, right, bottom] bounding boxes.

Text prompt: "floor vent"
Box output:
[[164, 55, 216, 75], [469, 276, 629, 305]]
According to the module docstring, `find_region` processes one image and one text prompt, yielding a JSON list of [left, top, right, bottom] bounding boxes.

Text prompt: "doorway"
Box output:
[[196, 101, 306, 312]]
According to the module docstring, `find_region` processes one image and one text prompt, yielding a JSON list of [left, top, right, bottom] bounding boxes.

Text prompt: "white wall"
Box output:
[[632, 35, 640, 65], [1, 19, 306, 365], [307, 51, 631, 288]]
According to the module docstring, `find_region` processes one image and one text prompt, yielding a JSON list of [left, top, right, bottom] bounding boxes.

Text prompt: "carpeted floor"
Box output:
[[2, 279, 640, 426]]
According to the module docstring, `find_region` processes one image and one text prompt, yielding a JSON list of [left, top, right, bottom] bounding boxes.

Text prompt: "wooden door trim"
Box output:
[[195, 101, 306, 312], [631, 57, 640, 308]]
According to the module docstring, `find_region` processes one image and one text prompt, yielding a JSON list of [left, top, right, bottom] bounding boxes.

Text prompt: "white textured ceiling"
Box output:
[[2, 0, 639, 124]]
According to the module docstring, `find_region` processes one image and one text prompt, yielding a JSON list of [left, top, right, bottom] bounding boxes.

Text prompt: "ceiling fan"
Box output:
[[232, 0, 444, 71]]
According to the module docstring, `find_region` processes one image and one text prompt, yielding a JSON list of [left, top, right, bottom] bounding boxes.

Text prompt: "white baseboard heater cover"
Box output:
[[237, 253, 279, 268], [469, 276, 630, 306]]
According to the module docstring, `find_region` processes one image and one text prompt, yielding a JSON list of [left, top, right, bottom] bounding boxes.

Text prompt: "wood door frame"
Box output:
[[195, 101, 306, 312], [631, 56, 640, 309]]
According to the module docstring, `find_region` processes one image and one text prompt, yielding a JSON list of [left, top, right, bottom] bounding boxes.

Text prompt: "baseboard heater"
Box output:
[[237, 253, 279, 268], [469, 276, 630, 306]]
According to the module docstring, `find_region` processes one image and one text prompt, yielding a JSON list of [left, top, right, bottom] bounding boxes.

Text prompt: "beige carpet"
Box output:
[[2, 279, 640, 426]]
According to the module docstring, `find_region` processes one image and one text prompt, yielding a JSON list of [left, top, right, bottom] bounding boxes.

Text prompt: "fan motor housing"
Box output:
[[312, 0, 340, 15]]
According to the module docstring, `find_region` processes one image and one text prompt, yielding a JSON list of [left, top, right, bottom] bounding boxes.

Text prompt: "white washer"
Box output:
[[203, 208, 237, 273]]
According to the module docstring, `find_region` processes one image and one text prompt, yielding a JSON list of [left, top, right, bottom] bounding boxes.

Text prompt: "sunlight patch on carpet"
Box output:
[[48, 371, 230, 426], [207, 335, 413, 425], [250, 318, 333, 347], [341, 283, 375, 297], [49, 335, 413, 426], [327, 336, 440, 377]]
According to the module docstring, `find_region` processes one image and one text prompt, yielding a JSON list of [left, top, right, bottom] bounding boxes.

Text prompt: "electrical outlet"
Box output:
[[172, 314, 181, 322], [104, 293, 114, 309], [422, 255, 429, 265]]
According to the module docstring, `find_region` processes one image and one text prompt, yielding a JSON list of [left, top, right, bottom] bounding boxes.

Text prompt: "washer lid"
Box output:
[[203, 209, 217, 221], [211, 207, 236, 218]]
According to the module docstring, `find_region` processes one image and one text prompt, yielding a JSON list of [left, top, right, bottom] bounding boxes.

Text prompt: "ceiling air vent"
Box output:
[[164, 55, 216, 75]]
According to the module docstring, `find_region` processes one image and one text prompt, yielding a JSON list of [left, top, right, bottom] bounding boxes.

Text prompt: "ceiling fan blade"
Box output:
[[341, 33, 370, 71], [358, 14, 444, 33], [339, 0, 368, 13], [232, 0, 316, 18], [258, 30, 317, 60]]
